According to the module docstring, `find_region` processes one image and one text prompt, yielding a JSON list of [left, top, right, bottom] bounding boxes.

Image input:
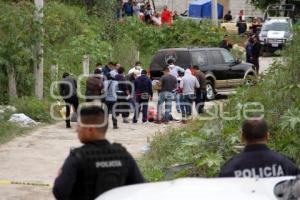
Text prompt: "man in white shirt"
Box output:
[[167, 59, 185, 78], [179, 69, 200, 122], [168, 59, 185, 113], [128, 61, 143, 75]]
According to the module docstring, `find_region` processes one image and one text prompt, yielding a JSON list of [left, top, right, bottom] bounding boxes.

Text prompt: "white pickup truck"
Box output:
[[97, 177, 300, 200], [259, 17, 293, 53]]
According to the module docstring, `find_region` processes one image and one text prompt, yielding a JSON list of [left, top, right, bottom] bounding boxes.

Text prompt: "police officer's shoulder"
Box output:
[[111, 143, 130, 154], [275, 151, 297, 164], [70, 146, 86, 160], [221, 152, 245, 168]]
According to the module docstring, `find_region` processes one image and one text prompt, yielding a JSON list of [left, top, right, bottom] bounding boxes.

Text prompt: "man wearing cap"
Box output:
[[219, 119, 299, 178]]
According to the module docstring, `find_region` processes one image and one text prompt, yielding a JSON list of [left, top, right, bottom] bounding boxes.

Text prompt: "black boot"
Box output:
[[66, 120, 71, 128]]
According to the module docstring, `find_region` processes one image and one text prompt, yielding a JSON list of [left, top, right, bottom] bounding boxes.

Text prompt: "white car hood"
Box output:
[[267, 31, 285, 39], [97, 177, 295, 200]]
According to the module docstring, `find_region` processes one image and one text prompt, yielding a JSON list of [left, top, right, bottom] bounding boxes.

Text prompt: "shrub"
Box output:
[[12, 96, 53, 123], [140, 26, 300, 181]]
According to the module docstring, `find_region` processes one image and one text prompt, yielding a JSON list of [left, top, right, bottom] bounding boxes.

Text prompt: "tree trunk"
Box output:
[[211, 0, 218, 26], [34, 0, 44, 99], [83, 55, 90, 75], [7, 66, 17, 98]]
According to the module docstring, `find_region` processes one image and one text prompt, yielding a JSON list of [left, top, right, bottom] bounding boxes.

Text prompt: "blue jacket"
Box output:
[[134, 75, 153, 97]]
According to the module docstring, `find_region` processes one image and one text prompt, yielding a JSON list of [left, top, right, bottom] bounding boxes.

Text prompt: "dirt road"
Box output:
[[0, 57, 276, 200], [0, 114, 183, 200]]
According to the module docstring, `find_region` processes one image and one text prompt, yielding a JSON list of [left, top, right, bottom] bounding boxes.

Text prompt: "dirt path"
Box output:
[[0, 57, 276, 200], [0, 108, 184, 200]]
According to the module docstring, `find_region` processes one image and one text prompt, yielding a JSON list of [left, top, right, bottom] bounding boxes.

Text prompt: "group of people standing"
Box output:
[[59, 59, 207, 129], [118, 0, 176, 26], [156, 61, 206, 124], [59, 61, 153, 129], [219, 33, 261, 74]]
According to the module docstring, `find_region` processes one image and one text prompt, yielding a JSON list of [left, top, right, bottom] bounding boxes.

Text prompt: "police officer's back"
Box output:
[[219, 119, 299, 178], [53, 105, 145, 200]]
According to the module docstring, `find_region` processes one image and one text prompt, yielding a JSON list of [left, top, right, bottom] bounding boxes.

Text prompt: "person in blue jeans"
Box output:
[[179, 69, 199, 123], [156, 67, 177, 124]]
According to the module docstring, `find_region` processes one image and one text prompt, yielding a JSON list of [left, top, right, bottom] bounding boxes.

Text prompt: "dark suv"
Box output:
[[149, 47, 256, 100]]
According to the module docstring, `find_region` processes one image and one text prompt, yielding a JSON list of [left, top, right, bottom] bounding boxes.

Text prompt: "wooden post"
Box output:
[[51, 64, 58, 81], [34, 0, 44, 99], [83, 55, 90, 75], [211, 0, 218, 27], [7, 66, 17, 98]]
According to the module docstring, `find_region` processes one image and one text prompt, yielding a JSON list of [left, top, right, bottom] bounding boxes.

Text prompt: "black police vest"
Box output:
[[70, 143, 130, 200]]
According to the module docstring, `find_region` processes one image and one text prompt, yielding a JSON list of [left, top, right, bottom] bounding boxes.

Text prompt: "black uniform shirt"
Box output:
[[219, 144, 299, 178], [53, 140, 145, 200]]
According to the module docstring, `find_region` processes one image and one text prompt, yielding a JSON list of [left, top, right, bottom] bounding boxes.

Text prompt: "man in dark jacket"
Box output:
[[220, 35, 233, 51], [115, 67, 131, 123], [252, 36, 261, 74], [236, 16, 247, 35], [192, 65, 207, 114], [102, 62, 113, 77], [133, 70, 153, 123], [85, 68, 103, 102], [219, 119, 299, 178], [53, 105, 145, 200], [59, 72, 79, 128], [223, 11, 233, 22]]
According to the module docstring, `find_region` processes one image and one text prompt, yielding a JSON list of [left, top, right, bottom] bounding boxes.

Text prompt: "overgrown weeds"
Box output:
[[140, 26, 300, 181]]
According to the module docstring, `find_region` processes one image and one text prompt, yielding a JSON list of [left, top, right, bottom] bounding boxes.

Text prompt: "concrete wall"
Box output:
[[154, 0, 189, 14], [229, 0, 263, 17]]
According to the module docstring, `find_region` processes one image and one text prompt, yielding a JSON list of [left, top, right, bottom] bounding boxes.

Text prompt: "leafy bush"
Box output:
[[12, 97, 53, 123], [140, 26, 300, 181]]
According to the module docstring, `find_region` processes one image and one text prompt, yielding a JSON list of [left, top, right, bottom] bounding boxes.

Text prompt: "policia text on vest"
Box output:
[[53, 106, 145, 200]]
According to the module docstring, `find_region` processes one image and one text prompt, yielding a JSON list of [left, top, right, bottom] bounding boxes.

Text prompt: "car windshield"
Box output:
[[263, 22, 291, 31]]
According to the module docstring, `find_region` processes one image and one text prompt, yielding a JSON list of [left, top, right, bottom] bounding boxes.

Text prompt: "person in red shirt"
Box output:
[[161, 5, 172, 25]]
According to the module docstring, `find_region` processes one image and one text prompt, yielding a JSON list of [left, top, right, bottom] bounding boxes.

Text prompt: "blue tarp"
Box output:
[[189, 0, 224, 19]]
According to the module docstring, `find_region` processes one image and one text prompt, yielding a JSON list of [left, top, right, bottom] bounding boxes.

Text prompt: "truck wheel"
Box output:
[[245, 75, 256, 86], [206, 80, 216, 101]]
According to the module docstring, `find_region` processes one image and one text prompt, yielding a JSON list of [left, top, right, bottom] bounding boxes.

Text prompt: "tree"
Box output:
[[34, 0, 44, 99], [0, 2, 38, 101]]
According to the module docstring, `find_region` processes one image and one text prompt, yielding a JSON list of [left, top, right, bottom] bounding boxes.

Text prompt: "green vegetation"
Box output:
[[140, 26, 300, 181], [0, 0, 226, 143]]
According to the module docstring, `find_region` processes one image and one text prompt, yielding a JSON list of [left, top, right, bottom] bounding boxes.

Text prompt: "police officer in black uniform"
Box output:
[[59, 72, 79, 128], [53, 105, 145, 200], [219, 119, 299, 178]]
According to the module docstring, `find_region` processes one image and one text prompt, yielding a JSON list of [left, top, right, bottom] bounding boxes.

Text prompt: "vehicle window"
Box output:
[[151, 52, 167, 70], [173, 51, 191, 68], [191, 51, 207, 66], [262, 22, 291, 31], [151, 50, 191, 70], [162, 50, 191, 68], [220, 50, 235, 64], [208, 50, 224, 65]]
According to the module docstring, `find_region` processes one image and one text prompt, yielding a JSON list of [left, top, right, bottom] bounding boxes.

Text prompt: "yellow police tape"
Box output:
[[0, 179, 53, 188]]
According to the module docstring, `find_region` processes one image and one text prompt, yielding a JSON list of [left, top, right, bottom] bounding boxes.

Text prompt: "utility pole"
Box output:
[[34, 0, 44, 99], [211, 0, 218, 26]]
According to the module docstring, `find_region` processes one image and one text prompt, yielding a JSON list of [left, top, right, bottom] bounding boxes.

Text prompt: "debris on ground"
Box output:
[[8, 113, 38, 126]]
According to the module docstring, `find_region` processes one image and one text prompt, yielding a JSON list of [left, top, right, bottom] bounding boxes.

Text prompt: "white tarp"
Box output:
[[8, 113, 37, 126]]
